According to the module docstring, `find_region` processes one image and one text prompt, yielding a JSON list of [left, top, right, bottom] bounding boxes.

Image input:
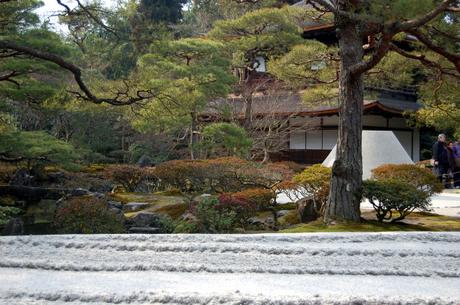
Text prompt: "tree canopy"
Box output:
[[0, 0, 458, 224]]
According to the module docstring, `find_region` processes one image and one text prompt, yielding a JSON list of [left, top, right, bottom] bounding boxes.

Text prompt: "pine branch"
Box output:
[[395, 0, 457, 31], [390, 43, 460, 79], [407, 28, 460, 73], [0, 40, 156, 105]]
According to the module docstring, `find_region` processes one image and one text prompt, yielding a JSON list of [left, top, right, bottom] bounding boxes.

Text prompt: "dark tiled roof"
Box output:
[[202, 94, 421, 119]]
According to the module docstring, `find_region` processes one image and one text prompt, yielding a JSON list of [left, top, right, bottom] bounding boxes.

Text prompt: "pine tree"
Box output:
[[133, 38, 235, 159], [240, 0, 460, 222]]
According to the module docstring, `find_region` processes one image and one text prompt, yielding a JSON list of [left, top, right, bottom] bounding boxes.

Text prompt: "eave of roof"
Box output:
[[200, 96, 420, 121], [303, 23, 335, 32]]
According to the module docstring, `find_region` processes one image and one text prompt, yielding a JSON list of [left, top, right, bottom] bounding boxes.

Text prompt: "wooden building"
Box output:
[[202, 90, 421, 164], [200, 0, 422, 164]]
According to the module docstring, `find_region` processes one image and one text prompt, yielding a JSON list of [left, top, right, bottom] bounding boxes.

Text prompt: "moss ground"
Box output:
[[281, 210, 460, 233], [109, 192, 460, 232], [110, 192, 187, 220]]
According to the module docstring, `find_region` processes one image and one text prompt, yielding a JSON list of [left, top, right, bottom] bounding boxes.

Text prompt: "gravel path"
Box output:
[[1, 232, 459, 304]]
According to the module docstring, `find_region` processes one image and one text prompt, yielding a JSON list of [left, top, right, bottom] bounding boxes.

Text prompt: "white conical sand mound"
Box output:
[[322, 130, 414, 179]]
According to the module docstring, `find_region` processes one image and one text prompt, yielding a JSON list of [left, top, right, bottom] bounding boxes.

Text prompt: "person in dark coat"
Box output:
[[446, 142, 456, 188], [452, 136, 460, 188], [432, 134, 449, 187]]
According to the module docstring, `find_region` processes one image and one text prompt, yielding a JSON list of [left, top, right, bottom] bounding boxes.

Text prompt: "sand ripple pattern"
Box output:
[[0, 232, 459, 304]]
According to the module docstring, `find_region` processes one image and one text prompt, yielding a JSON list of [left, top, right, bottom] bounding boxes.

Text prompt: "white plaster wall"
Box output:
[[322, 130, 338, 149], [306, 131, 322, 149], [323, 131, 414, 179], [290, 131, 305, 149], [393, 130, 413, 158]]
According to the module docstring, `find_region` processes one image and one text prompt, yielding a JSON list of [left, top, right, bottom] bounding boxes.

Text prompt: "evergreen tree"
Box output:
[[129, 0, 187, 51], [262, 0, 460, 222], [209, 7, 303, 127], [133, 38, 235, 159], [138, 0, 187, 23]]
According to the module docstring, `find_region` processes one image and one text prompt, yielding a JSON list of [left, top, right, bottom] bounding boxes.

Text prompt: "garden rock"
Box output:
[[109, 207, 124, 217], [137, 155, 153, 167], [128, 227, 161, 234], [9, 168, 34, 186], [2, 218, 24, 235], [123, 202, 150, 212], [247, 217, 264, 227], [276, 210, 290, 218], [108, 201, 123, 210], [296, 196, 319, 222], [125, 211, 166, 234], [70, 188, 91, 197], [129, 211, 162, 228], [47, 172, 66, 182]]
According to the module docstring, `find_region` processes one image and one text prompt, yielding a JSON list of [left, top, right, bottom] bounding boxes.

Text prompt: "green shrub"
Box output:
[[154, 159, 212, 197], [0, 195, 17, 206], [278, 210, 301, 227], [105, 165, 158, 192], [0, 164, 17, 183], [157, 214, 175, 233], [154, 157, 288, 195], [173, 220, 199, 233], [293, 164, 331, 215], [54, 196, 125, 234], [0, 206, 22, 226], [200, 122, 252, 158], [362, 180, 431, 223], [0, 131, 81, 171], [371, 164, 442, 196], [217, 193, 257, 229], [194, 197, 238, 233]]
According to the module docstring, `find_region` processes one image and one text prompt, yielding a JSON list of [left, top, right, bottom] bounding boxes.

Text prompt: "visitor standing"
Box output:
[[447, 142, 456, 188], [453, 136, 460, 188], [432, 134, 449, 187]]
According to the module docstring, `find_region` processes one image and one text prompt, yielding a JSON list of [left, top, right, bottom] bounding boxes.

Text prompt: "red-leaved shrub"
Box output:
[[54, 196, 125, 234]]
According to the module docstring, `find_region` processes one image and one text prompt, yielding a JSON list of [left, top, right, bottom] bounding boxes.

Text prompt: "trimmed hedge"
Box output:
[[362, 180, 431, 223], [371, 164, 442, 196]]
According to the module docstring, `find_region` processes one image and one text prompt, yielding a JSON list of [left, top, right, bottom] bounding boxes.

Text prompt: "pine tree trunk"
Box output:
[[323, 18, 363, 223]]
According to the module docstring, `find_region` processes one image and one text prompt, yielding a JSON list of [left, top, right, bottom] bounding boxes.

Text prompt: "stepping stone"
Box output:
[[128, 227, 161, 234]]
